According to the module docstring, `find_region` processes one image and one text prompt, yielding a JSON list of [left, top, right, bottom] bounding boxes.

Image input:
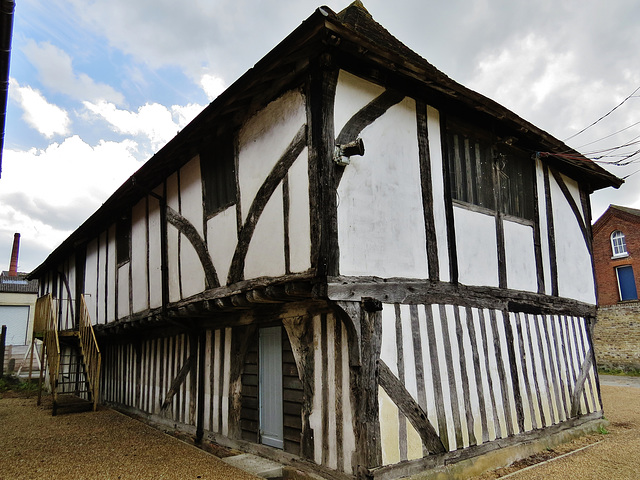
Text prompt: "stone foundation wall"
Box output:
[[594, 302, 640, 371]]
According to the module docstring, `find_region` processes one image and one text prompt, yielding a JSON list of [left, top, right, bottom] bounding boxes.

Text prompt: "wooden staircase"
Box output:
[[32, 294, 102, 415]]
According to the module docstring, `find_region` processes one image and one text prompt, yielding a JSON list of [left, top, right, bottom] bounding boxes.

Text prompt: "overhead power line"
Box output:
[[563, 85, 640, 142]]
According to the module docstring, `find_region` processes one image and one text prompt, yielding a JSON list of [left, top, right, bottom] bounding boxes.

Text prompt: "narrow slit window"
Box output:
[[116, 216, 131, 265], [201, 135, 237, 217]]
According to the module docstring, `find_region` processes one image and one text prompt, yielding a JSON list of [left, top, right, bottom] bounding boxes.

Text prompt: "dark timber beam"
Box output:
[[378, 360, 446, 454], [355, 297, 383, 479]]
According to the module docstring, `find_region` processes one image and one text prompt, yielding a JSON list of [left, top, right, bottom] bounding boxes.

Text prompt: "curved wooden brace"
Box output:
[[570, 349, 594, 417], [166, 206, 220, 289], [549, 168, 591, 254], [335, 89, 406, 145], [378, 360, 446, 455], [334, 89, 405, 187], [227, 125, 308, 284]]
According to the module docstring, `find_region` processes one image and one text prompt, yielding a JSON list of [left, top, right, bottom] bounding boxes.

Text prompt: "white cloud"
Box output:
[[200, 74, 225, 101], [22, 40, 124, 104], [9, 78, 70, 138], [83, 100, 205, 151], [469, 35, 578, 115], [0, 137, 142, 267]]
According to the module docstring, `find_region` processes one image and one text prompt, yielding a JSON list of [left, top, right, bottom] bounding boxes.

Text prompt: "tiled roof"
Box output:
[[0, 272, 39, 294]]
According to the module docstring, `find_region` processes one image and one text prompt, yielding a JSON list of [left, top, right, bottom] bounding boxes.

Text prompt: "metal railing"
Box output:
[[35, 294, 60, 409], [78, 294, 101, 411]]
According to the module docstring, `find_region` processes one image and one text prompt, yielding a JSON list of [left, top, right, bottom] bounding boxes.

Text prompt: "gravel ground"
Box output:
[[1, 384, 638, 479], [473, 384, 640, 479], [0, 394, 258, 480]]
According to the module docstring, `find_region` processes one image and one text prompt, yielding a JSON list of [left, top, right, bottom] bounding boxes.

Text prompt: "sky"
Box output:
[[2, 0, 640, 272]]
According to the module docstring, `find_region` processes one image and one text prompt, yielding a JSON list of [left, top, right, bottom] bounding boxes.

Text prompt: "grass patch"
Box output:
[[598, 366, 640, 377], [0, 375, 39, 395]]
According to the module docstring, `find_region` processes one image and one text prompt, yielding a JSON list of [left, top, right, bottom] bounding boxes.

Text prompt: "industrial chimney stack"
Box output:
[[8, 232, 19, 276]]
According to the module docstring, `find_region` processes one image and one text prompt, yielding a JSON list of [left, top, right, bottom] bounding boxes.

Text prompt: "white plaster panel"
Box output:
[[67, 258, 76, 319], [550, 175, 595, 303], [430, 304, 456, 451], [207, 205, 237, 285], [503, 220, 537, 292], [84, 238, 98, 322], [334, 70, 385, 136], [166, 173, 181, 302], [379, 387, 401, 465], [97, 231, 107, 324], [496, 310, 519, 433], [131, 198, 149, 313], [445, 304, 470, 447], [400, 304, 417, 400], [180, 156, 204, 236], [380, 304, 398, 375], [418, 306, 439, 434], [221, 327, 232, 436], [460, 306, 483, 444], [238, 89, 306, 223], [326, 314, 337, 470], [337, 97, 429, 278], [535, 159, 552, 295], [180, 234, 206, 298], [287, 150, 311, 273], [427, 106, 450, 282], [148, 196, 162, 309], [117, 263, 130, 319], [244, 184, 286, 279], [454, 206, 499, 287], [561, 173, 584, 218], [107, 224, 116, 322], [310, 315, 323, 465], [341, 324, 356, 473]]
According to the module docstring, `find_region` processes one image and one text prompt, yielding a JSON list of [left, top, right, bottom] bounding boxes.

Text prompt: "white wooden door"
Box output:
[[259, 326, 284, 449]]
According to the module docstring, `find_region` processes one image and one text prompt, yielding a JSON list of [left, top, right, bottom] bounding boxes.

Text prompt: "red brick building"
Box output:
[[592, 205, 640, 371], [593, 205, 640, 305]]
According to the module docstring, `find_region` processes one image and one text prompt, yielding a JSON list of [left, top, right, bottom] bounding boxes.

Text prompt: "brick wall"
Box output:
[[594, 303, 640, 371], [593, 211, 640, 306]]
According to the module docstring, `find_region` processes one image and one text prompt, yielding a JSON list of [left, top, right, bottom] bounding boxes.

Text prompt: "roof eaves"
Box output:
[[325, 2, 622, 192]]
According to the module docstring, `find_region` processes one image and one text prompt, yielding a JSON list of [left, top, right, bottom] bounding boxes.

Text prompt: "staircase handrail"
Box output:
[[78, 294, 101, 411], [35, 294, 60, 407]]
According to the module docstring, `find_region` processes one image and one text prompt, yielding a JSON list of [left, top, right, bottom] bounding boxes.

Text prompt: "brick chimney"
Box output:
[[8, 232, 19, 276]]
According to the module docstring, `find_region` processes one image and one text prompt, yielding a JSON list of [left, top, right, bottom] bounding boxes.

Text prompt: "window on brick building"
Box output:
[[616, 265, 638, 301], [610, 230, 628, 258]]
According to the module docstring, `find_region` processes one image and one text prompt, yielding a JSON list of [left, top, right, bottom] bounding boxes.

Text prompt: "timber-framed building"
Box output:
[[30, 3, 622, 479]]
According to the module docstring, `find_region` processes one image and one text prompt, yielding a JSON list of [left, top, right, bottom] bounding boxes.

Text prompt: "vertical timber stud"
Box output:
[[282, 316, 315, 460], [228, 325, 256, 440], [439, 113, 459, 284], [357, 298, 383, 479], [307, 53, 339, 283], [196, 330, 206, 443], [189, 332, 198, 427]]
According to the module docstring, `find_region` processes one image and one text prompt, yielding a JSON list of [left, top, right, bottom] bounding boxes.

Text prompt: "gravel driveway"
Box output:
[[0, 394, 259, 480], [1, 382, 639, 479]]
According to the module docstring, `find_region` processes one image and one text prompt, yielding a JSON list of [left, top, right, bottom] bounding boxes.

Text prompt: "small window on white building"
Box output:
[[611, 230, 628, 258]]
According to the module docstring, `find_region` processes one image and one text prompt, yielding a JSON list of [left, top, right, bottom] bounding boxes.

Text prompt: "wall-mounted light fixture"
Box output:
[[334, 138, 365, 166]]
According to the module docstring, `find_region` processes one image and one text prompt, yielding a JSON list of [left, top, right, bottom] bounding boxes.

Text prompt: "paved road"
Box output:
[[599, 374, 640, 388]]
